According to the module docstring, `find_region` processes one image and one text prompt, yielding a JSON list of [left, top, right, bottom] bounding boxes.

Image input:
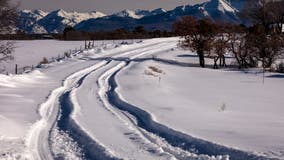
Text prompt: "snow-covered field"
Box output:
[[0, 37, 284, 160], [0, 40, 133, 74]]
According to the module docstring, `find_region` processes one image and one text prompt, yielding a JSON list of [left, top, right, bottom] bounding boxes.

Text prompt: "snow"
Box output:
[[18, 10, 49, 34], [0, 37, 284, 159], [71, 39, 180, 159], [18, 9, 106, 33], [0, 39, 120, 158], [114, 9, 144, 19], [201, 0, 237, 15], [218, 0, 236, 13], [0, 40, 119, 74], [0, 58, 103, 158], [53, 9, 106, 26], [20, 10, 48, 20], [150, 8, 166, 15], [18, 0, 244, 34], [116, 53, 284, 159]]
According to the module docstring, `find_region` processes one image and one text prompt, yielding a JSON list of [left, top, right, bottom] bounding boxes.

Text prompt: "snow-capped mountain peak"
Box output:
[[186, 0, 240, 23], [18, 0, 245, 33], [51, 9, 68, 17], [20, 9, 48, 20], [18, 9, 106, 34], [33, 9, 48, 17], [205, 0, 237, 13], [18, 9, 49, 33], [49, 9, 106, 23], [36, 9, 106, 33], [150, 8, 166, 15], [90, 11, 106, 17], [112, 8, 166, 19], [113, 9, 144, 19]]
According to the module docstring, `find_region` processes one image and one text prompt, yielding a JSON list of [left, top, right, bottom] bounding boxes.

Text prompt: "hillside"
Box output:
[[17, 0, 245, 33]]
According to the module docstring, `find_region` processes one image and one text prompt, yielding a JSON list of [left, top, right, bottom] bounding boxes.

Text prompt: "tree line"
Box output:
[[62, 26, 174, 41], [0, 26, 174, 40], [173, 0, 284, 71]]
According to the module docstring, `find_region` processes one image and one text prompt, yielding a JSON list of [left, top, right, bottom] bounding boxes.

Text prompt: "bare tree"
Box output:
[[269, 0, 284, 33], [226, 25, 258, 68], [210, 23, 234, 69], [0, 41, 14, 61], [241, 0, 272, 33], [0, 0, 17, 66], [248, 26, 284, 69], [173, 16, 217, 67], [212, 35, 229, 69], [241, 0, 284, 34]]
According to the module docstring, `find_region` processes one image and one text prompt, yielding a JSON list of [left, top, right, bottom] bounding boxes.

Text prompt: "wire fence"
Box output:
[[1, 39, 142, 75]]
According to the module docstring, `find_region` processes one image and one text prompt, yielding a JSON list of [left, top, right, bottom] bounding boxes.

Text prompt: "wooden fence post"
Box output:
[[88, 42, 91, 49], [15, 64, 18, 74]]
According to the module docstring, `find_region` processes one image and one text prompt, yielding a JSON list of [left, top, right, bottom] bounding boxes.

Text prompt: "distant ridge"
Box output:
[[18, 9, 106, 33], [17, 0, 246, 34]]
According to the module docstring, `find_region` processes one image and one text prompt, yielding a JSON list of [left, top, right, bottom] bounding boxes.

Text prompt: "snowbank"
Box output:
[[117, 59, 284, 159]]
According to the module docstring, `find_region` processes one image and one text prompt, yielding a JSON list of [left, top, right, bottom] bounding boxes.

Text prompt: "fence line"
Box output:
[[2, 39, 142, 75]]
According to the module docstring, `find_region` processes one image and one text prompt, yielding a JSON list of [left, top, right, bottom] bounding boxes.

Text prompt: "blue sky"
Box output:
[[14, 0, 207, 14]]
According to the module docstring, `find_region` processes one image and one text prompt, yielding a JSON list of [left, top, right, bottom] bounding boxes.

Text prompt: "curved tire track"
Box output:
[[31, 40, 176, 160], [96, 57, 272, 160]]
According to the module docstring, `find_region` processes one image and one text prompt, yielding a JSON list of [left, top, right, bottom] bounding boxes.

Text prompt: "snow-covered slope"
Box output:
[[150, 8, 167, 15], [1, 38, 284, 159], [113, 9, 147, 19], [166, 0, 239, 23], [20, 10, 48, 21], [75, 0, 242, 32], [117, 55, 284, 159], [38, 9, 106, 33], [18, 9, 106, 33], [18, 10, 48, 34], [18, 0, 245, 33], [2, 38, 284, 159], [193, 0, 240, 23], [112, 8, 167, 19]]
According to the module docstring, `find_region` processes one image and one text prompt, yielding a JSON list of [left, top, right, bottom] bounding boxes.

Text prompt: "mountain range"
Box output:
[[18, 0, 246, 34]]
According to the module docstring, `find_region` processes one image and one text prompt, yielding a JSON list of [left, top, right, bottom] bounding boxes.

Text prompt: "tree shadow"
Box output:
[[176, 54, 198, 58], [266, 74, 284, 78]]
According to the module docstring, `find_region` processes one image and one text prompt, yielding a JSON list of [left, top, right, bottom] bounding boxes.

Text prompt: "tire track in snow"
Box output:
[[57, 90, 119, 160], [97, 60, 225, 160], [93, 42, 183, 159], [26, 61, 111, 160], [80, 38, 177, 61], [104, 61, 273, 160], [26, 39, 175, 160], [83, 40, 272, 159], [49, 40, 177, 159], [92, 41, 229, 160]]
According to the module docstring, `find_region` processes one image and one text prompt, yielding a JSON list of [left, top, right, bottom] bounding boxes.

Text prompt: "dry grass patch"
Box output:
[[148, 66, 164, 74], [144, 66, 165, 78]]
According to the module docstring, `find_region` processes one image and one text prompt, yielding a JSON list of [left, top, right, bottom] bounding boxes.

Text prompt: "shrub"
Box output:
[[64, 51, 71, 58], [277, 62, 284, 73], [39, 57, 49, 65], [148, 66, 163, 74]]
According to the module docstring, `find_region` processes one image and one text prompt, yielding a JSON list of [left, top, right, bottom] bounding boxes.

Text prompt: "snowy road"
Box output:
[[1, 38, 283, 160], [31, 38, 191, 160], [35, 38, 267, 160]]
